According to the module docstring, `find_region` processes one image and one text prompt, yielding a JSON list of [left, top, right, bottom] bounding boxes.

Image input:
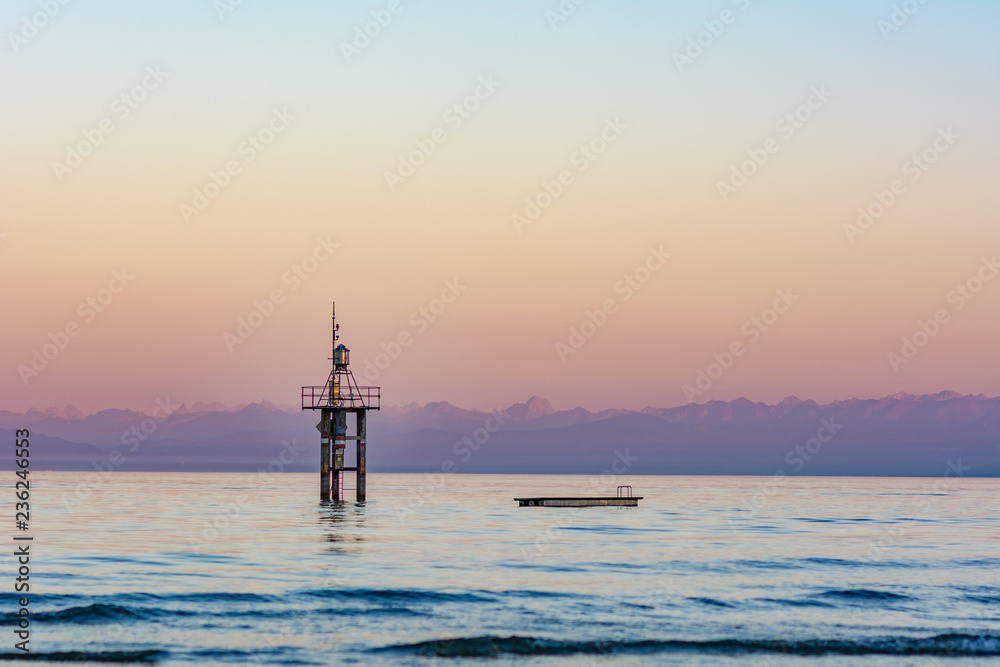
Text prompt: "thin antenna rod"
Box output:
[[331, 302, 339, 369]]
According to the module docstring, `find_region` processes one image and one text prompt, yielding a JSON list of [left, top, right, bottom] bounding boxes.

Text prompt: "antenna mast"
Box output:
[[330, 302, 340, 370]]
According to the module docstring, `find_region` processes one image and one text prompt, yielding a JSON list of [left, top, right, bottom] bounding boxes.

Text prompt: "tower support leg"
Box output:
[[357, 411, 366, 502], [319, 413, 331, 502]]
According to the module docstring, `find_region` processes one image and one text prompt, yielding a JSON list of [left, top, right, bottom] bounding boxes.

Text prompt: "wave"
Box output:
[[966, 595, 1000, 604], [299, 588, 492, 603], [188, 648, 317, 665], [3, 604, 183, 625], [0, 650, 164, 663], [128, 591, 279, 604], [688, 597, 735, 608], [316, 606, 430, 617], [802, 557, 867, 567], [380, 633, 1000, 658], [3, 588, 483, 627], [6, 599, 331, 625], [10, 602, 291, 625], [731, 559, 797, 569], [818, 589, 913, 602], [496, 589, 584, 599], [758, 598, 835, 608]]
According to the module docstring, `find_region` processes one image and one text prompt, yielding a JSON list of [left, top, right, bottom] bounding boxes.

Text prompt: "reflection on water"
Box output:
[[318, 501, 373, 549]]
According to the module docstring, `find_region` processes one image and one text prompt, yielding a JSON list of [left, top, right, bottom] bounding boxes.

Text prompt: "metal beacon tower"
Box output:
[[301, 303, 380, 502]]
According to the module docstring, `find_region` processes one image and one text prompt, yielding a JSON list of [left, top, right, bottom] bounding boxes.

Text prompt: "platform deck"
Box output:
[[514, 497, 643, 507]]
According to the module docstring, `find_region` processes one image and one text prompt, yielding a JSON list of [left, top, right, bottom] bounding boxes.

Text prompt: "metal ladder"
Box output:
[[338, 470, 355, 492]]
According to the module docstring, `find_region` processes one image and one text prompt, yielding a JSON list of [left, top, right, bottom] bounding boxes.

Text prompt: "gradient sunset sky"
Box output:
[[2, 0, 999, 414]]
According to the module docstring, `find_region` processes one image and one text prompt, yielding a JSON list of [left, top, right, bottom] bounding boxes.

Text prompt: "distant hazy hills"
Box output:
[[2, 392, 998, 476]]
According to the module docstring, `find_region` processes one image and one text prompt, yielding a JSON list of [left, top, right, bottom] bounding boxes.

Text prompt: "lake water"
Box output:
[[3, 472, 999, 665]]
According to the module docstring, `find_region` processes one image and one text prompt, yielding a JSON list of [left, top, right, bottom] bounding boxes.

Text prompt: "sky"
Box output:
[[2, 0, 999, 414]]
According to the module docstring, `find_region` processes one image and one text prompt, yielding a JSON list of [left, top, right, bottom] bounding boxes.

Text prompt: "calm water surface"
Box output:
[[2, 473, 999, 665]]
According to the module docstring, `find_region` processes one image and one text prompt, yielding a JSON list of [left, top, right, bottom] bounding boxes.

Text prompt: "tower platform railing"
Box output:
[[301, 385, 380, 410]]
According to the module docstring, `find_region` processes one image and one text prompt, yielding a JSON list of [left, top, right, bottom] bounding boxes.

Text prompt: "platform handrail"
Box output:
[[617, 485, 633, 498], [301, 385, 380, 410]]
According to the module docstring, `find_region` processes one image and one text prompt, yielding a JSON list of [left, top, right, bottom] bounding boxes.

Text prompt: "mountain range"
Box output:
[[2, 392, 998, 476]]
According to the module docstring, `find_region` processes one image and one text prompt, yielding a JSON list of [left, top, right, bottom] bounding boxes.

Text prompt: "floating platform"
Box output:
[[515, 496, 642, 507]]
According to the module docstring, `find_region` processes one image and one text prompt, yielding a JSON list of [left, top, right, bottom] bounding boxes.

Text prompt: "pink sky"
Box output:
[[3, 2, 999, 413]]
